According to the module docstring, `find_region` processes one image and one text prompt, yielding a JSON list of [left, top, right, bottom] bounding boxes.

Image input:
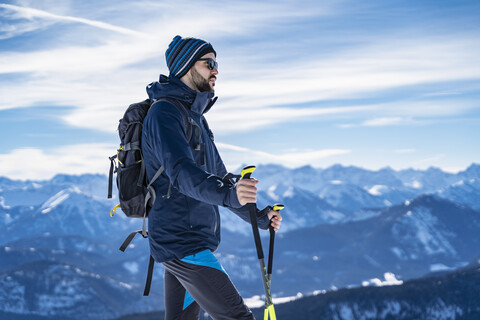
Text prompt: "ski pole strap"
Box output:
[[119, 230, 148, 252], [221, 172, 241, 187], [257, 205, 273, 218], [143, 255, 155, 296], [241, 166, 264, 260]]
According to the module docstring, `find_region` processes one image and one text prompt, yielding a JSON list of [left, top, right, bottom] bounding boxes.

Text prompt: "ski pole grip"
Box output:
[[240, 165, 256, 180], [269, 203, 285, 226], [272, 204, 284, 212]]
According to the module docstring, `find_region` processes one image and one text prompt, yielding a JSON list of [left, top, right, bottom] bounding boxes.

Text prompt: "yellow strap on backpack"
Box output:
[[110, 204, 121, 217]]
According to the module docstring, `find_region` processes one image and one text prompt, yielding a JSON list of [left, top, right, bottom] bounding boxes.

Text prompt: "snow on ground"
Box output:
[[427, 299, 463, 320], [0, 196, 10, 209], [430, 264, 455, 272], [405, 180, 422, 189], [40, 190, 70, 214], [282, 186, 294, 198], [391, 247, 408, 260], [362, 272, 403, 287], [392, 207, 457, 257], [267, 185, 279, 201], [244, 293, 302, 309], [367, 185, 388, 196]]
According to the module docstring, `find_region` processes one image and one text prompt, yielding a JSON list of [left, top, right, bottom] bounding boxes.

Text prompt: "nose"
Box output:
[[211, 67, 218, 75]]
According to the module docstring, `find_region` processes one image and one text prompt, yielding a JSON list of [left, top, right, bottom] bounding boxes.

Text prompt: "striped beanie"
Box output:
[[165, 35, 216, 79]]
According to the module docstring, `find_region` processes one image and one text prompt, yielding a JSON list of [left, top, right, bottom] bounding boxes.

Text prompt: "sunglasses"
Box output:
[[198, 58, 218, 71]]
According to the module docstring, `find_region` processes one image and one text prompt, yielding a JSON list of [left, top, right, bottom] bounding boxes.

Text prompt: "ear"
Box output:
[[180, 68, 191, 80]]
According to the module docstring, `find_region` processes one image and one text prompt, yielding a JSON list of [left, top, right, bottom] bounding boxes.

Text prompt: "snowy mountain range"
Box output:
[[0, 163, 479, 319]]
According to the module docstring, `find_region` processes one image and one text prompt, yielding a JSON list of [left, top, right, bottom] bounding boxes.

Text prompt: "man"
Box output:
[[142, 35, 282, 320]]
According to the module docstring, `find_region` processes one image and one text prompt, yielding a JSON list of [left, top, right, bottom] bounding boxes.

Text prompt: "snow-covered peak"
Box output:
[[38, 187, 83, 214], [267, 185, 280, 201], [404, 180, 422, 189], [283, 186, 295, 198], [266, 184, 296, 201], [452, 180, 464, 187], [0, 196, 10, 209], [367, 185, 389, 196], [39, 186, 88, 213]]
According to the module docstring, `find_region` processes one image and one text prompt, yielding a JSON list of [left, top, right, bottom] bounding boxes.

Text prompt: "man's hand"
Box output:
[[267, 210, 282, 232], [236, 178, 259, 206]]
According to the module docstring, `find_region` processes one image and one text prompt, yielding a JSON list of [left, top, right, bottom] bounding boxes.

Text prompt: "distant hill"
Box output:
[[251, 262, 480, 320]]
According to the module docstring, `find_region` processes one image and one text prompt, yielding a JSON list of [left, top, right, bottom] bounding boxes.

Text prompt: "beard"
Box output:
[[191, 67, 215, 93]]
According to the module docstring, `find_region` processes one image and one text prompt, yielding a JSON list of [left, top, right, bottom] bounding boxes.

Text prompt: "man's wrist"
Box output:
[[224, 185, 243, 208]]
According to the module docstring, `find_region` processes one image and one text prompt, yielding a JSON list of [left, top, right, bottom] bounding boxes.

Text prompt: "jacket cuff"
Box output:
[[224, 185, 243, 209], [257, 214, 271, 230]]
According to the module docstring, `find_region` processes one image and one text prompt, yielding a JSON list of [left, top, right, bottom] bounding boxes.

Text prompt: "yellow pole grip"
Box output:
[[241, 165, 256, 178], [272, 204, 285, 212]]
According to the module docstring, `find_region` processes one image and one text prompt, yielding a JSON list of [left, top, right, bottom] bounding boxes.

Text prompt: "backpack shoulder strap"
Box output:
[[147, 98, 199, 198], [151, 97, 194, 143]]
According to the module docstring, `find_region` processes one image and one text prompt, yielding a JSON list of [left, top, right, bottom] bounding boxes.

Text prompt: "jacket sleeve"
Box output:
[[143, 101, 242, 209], [227, 204, 271, 230], [213, 143, 271, 230]]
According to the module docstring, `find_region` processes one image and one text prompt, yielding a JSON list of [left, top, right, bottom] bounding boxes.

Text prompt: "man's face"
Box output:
[[190, 52, 218, 93]]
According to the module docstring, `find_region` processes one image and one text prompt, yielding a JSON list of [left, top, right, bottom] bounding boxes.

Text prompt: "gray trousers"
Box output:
[[163, 256, 255, 320]]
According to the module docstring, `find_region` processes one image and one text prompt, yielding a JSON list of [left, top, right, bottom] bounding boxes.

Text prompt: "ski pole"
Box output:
[[265, 203, 284, 320], [267, 204, 284, 280], [241, 165, 279, 320]]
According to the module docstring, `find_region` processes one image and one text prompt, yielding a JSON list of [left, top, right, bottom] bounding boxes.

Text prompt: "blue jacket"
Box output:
[[142, 75, 270, 262]]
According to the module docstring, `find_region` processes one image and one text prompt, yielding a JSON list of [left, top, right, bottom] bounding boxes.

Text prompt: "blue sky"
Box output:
[[1, 0, 479, 180]]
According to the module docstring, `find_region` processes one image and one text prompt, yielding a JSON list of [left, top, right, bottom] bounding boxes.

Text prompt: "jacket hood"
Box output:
[[146, 75, 217, 115]]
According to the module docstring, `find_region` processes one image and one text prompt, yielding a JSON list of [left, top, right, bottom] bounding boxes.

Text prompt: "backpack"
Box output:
[[107, 97, 201, 295]]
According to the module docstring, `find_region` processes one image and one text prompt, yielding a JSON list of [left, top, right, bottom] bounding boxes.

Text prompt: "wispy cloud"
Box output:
[[216, 33, 480, 110], [336, 98, 479, 129], [0, 3, 149, 39], [2, 30, 479, 132], [216, 142, 350, 171], [415, 154, 447, 165], [362, 117, 410, 127], [0, 144, 114, 180], [0, 142, 350, 180], [0, 1, 340, 132], [208, 105, 376, 133]]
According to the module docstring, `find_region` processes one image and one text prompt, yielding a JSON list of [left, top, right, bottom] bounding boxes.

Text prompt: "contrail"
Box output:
[[0, 3, 150, 39]]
